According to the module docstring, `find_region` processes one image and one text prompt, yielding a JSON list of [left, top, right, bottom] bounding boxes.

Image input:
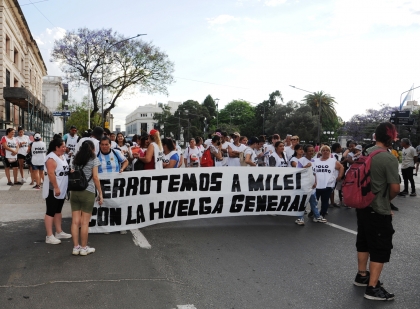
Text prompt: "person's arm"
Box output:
[[178, 154, 184, 168], [46, 158, 60, 196], [91, 166, 103, 206], [27, 143, 31, 154], [210, 146, 223, 161], [291, 160, 297, 168], [389, 183, 400, 200], [244, 153, 256, 166], [139, 144, 154, 163], [335, 161, 344, 180], [164, 159, 178, 168], [228, 145, 239, 158], [2, 140, 18, 156]]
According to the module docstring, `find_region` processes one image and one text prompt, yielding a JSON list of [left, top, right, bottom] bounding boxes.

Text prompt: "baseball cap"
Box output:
[[190, 153, 199, 161], [149, 129, 158, 136], [70, 125, 77, 130], [355, 145, 363, 151], [34, 133, 41, 141]]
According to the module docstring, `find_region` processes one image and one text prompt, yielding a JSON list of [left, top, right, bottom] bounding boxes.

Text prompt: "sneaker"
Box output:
[[398, 191, 408, 197], [29, 182, 34, 186], [21, 178, 26, 183], [33, 185, 41, 190], [120, 230, 127, 235], [72, 245, 81, 256], [354, 271, 371, 286], [390, 203, 399, 211], [410, 192, 416, 197], [364, 282, 394, 301], [14, 182, 22, 185], [7, 182, 13, 186], [295, 218, 305, 226], [55, 231, 72, 239], [45, 235, 61, 245], [307, 211, 314, 218], [80, 246, 95, 256], [313, 216, 327, 223]]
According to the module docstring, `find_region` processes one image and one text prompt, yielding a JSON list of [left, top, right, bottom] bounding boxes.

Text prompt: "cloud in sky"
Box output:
[[207, 14, 237, 26], [263, 0, 288, 7]]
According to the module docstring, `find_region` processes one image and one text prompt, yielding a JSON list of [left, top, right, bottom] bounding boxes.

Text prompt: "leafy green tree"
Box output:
[[153, 104, 174, 137], [65, 99, 101, 133], [218, 100, 255, 136], [174, 100, 210, 144]]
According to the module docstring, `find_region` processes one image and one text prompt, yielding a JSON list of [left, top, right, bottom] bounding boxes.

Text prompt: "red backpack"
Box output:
[[200, 148, 214, 167], [342, 149, 387, 209]]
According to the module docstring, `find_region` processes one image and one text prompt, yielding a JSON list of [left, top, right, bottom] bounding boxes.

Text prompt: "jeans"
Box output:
[[316, 187, 334, 217], [401, 167, 415, 193], [308, 191, 321, 219]]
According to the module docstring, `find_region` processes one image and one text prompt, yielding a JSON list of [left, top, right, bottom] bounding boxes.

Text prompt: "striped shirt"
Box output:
[[97, 149, 127, 173]]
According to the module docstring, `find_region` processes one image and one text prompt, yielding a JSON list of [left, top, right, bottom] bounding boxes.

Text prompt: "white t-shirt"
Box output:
[[30, 141, 47, 166], [65, 134, 78, 154], [290, 157, 305, 168], [204, 139, 212, 148], [285, 146, 295, 161], [2, 136, 18, 159], [268, 152, 289, 167], [228, 143, 246, 167], [183, 146, 201, 167], [197, 145, 205, 157], [75, 137, 100, 155], [151, 142, 164, 169], [402, 146, 417, 169], [221, 142, 230, 166], [42, 152, 69, 200], [208, 145, 223, 167], [16, 135, 30, 156], [244, 146, 257, 167], [313, 157, 337, 189]]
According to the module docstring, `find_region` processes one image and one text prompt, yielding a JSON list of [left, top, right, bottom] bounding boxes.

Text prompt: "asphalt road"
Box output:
[[1, 191, 419, 309]]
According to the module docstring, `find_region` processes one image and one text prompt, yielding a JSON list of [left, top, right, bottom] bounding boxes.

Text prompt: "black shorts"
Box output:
[[2, 157, 18, 168], [45, 190, 65, 217], [17, 154, 26, 160], [356, 207, 394, 263]]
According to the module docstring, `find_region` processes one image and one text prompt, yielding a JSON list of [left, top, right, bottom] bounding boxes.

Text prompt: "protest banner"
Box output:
[[89, 167, 315, 233]]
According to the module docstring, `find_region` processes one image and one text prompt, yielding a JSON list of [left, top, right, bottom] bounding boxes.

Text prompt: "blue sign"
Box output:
[[53, 111, 71, 117]]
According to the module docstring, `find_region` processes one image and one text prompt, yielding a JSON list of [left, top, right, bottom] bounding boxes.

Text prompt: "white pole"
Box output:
[[87, 49, 90, 129]]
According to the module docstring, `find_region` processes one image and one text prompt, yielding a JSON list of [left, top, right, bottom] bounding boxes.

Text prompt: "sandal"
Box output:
[[7, 182, 14, 186], [14, 182, 22, 185]]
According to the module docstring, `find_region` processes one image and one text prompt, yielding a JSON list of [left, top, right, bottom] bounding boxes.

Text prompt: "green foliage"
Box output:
[[65, 99, 101, 133], [218, 100, 255, 136]]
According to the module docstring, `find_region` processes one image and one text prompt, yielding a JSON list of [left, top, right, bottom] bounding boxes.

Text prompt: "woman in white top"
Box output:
[[138, 129, 164, 169], [290, 144, 308, 168], [162, 138, 180, 168], [228, 133, 246, 167], [116, 132, 132, 171], [313, 145, 344, 218], [268, 141, 289, 167], [42, 137, 72, 245], [244, 137, 260, 167], [16, 127, 30, 183], [1, 128, 20, 185], [208, 135, 223, 167]]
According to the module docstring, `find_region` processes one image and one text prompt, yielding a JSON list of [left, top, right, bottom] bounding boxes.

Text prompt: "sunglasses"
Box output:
[[291, 138, 298, 141]]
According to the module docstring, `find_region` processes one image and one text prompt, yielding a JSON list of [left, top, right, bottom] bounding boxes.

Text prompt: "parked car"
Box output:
[[0, 129, 34, 168]]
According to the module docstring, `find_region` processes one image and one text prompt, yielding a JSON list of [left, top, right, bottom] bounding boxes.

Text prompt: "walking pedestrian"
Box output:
[[398, 138, 417, 196], [16, 127, 30, 183], [28, 133, 46, 189]]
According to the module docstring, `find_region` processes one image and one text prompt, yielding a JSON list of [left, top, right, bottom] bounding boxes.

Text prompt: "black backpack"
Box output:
[[68, 165, 92, 191]]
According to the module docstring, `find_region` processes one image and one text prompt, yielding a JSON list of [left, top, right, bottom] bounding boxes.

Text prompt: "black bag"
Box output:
[[133, 159, 145, 171], [68, 165, 92, 191]]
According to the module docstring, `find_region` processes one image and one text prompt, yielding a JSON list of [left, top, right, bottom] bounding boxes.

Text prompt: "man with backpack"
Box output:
[[353, 122, 400, 301]]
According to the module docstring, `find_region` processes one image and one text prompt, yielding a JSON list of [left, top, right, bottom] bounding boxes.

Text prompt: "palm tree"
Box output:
[[303, 91, 338, 142]]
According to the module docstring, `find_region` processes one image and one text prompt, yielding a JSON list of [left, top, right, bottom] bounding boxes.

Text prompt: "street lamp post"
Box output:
[[101, 34, 147, 128], [214, 98, 220, 128], [290, 85, 322, 145]]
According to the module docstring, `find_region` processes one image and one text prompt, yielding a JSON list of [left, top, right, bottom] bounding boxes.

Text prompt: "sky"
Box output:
[[18, 0, 420, 130]]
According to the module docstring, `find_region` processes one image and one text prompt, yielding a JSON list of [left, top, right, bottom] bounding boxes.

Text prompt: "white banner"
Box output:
[[89, 167, 315, 233]]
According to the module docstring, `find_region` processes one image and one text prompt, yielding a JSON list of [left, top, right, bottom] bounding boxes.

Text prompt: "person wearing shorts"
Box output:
[[70, 140, 103, 256], [1, 128, 20, 185], [354, 122, 400, 301]]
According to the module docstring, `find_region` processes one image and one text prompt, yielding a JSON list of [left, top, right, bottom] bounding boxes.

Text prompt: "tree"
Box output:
[[51, 28, 175, 124], [175, 100, 210, 144], [218, 100, 256, 137], [252, 90, 284, 136], [65, 99, 102, 134], [153, 104, 174, 137]]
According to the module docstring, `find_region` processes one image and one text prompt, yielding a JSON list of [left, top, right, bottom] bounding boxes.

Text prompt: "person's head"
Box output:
[[99, 137, 111, 153], [73, 140, 96, 166], [274, 141, 285, 154], [92, 127, 104, 140], [103, 128, 111, 137], [149, 129, 162, 150], [221, 131, 228, 142], [291, 135, 299, 146], [195, 136, 203, 146], [375, 122, 398, 147], [400, 138, 410, 148], [271, 134, 280, 144], [354, 144, 363, 154], [110, 132, 116, 142], [304, 144, 314, 158], [285, 134, 292, 144], [188, 137, 196, 148], [34, 133, 42, 141], [239, 136, 248, 145], [331, 142, 342, 153], [116, 132, 126, 146], [259, 135, 266, 143], [47, 137, 65, 155], [348, 141, 357, 151], [161, 137, 175, 154], [6, 128, 15, 137], [248, 136, 259, 149], [232, 132, 240, 143], [69, 125, 77, 136], [293, 143, 304, 157], [211, 135, 221, 146], [140, 135, 149, 148], [320, 145, 331, 159], [18, 126, 24, 136]]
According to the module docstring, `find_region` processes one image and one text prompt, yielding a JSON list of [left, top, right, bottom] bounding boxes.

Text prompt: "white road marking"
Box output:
[[130, 229, 151, 249], [0, 177, 12, 190], [176, 305, 197, 309], [325, 222, 357, 235]]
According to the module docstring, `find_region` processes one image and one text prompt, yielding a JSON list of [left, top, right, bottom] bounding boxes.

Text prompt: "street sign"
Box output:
[[391, 111, 410, 118], [389, 118, 414, 125], [52, 111, 71, 117]]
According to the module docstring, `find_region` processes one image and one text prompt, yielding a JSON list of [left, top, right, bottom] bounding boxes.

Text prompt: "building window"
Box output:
[[5, 35, 11, 58], [6, 69, 11, 121], [14, 78, 19, 87], [14, 49, 19, 64]]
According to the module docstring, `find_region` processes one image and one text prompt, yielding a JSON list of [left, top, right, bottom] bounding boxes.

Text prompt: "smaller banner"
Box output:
[[89, 167, 315, 233]]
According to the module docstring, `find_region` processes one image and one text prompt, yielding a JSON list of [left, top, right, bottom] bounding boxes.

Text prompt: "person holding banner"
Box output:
[[70, 140, 103, 256], [184, 137, 201, 168], [244, 137, 259, 167], [97, 137, 128, 173], [138, 129, 164, 170], [162, 138, 179, 168], [207, 135, 223, 167], [43, 137, 71, 245], [313, 145, 344, 218], [268, 141, 288, 167], [228, 132, 246, 167]]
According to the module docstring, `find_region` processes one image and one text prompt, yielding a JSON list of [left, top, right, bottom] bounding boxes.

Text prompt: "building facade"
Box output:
[[125, 101, 181, 135], [0, 0, 53, 139], [42, 76, 68, 134]]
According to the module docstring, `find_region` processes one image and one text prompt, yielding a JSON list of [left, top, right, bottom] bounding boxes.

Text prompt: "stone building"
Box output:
[[0, 0, 53, 139]]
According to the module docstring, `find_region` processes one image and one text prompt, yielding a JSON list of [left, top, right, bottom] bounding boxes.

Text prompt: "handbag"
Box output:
[[7, 158, 17, 163], [68, 165, 92, 191]]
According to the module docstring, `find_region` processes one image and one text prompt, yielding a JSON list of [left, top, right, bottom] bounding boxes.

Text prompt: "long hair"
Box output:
[[116, 132, 127, 146], [47, 138, 64, 154], [161, 138, 175, 152], [293, 143, 303, 157], [150, 131, 162, 151], [73, 140, 96, 166], [274, 141, 286, 159]]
